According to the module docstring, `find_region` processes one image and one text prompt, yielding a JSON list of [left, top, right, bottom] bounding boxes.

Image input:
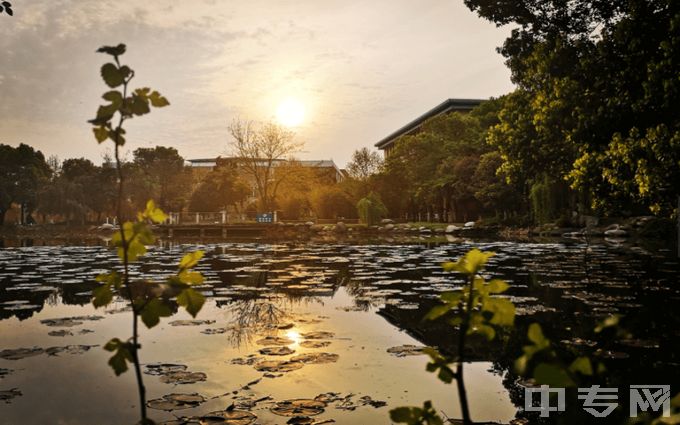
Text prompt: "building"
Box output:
[[374, 98, 485, 156], [186, 157, 344, 184]]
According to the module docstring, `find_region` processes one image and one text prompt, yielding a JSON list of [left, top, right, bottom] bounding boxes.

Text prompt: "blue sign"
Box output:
[[256, 213, 273, 223]]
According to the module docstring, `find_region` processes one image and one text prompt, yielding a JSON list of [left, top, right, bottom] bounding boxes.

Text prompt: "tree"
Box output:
[[346, 147, 383, 180], [189, 165, 249, 212], [465, 0, 680, 216], [228, 119, 303, 211], [129, 146, 191, 212], [357, 192, 388, 226], [310, 185, 356, 219], [0, 143, 51, 225]]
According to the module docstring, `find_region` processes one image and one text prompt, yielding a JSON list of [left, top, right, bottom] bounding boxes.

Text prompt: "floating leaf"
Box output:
[[290, 352, 339, 364], [259, 346, 295, 356], [147, 393, 206, 411], [271, 399, 326, 417]]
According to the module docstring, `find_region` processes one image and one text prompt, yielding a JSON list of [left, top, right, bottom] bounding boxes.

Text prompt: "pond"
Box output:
[[0, 238, 678, 424]]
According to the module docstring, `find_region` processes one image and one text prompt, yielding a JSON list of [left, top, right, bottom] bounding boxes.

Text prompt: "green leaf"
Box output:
[[595, 314, 621, 333], [534, 363, 575, 387], [471, 322, 496, 341], [440, 292, 462, 304], [390, 401, 443, 425], [177, 288, 205, 318], [131, 94, 150, 116], [97, 44, 126, 56], [102, 90, 123, 109], [423, 347, 455, 384], [149, 90, 170, 107], [528, 323, 549, 347], [178, 270, 204, 285], [96, 104, 117, 121], [487, 279, 509, 294], [92, 285, 113, 308], [179, 251, 204, 270], [424, 304, 450, 321], [140, 298, 173, 328], [101, 63, 125, 88], [568, 356, 593, 376], [142, 200, 167, 223], [103, 337, 133, 376], [484, 297, 515, 326], [461, 249, 495, 274], [92, 126, 108, 143]]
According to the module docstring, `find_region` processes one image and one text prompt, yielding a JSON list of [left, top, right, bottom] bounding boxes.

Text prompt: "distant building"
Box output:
[[186, 157, 344, 184], [374, 98, 485, 157]]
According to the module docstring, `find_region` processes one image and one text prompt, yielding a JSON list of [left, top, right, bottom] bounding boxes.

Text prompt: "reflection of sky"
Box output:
[[0, 290, 515, 424], [0, 0, 514, 167]]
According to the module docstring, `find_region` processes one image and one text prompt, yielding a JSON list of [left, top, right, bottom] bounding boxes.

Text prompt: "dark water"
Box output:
[[0, 239, 678, 424]]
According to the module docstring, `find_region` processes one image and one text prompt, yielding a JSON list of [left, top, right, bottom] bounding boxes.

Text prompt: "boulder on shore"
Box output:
[[445, 225, 460, 233]]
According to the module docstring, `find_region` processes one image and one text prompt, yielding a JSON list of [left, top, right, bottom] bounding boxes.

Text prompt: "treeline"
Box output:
[[347, 0, 680, 225], [0, 144, 194, 224]]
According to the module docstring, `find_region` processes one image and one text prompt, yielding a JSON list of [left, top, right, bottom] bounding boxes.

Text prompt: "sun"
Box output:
[[276, 97, 305, 127]]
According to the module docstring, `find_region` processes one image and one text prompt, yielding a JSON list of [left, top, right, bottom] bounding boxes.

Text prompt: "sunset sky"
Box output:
[[0, 0, 514, 167]]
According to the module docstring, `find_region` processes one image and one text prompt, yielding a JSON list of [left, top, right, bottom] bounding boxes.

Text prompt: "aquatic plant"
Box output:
[[390, 248, 515, 425], [88, 43, 206, 424]]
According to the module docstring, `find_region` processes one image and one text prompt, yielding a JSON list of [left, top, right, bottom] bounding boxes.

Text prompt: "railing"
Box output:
[[166, 212, 258, 225]]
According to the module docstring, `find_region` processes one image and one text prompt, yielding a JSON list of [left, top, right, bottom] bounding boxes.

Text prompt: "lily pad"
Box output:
[[271, 399, 327, 417], [169, 320, 216, 327], [48, 330, 73, 337], [254, 360, 304, 373], [45, 345, 98, 356], [0, 388, 22, 403], [147, 393, 207, 411], [201, 328, 228, 335], [300, 340, 331, 349], [145, 363, 188, 376], [259, 346, 295, 356], [301, 331, 334, 340], [161, 371, 208, 385], [0, 347, 44, 360], [231, 356, 262, 366], [0, 368, 12, 379], [197, 409, 257, 424], [255, 336, 294, 346], [386, 345, 427, 357], [290, 353, 339, 364]]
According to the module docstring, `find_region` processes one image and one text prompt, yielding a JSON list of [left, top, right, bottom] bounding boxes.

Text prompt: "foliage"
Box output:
[[88, 43, 205, 425], [391, 249, 514, 425], [465, 0, 680, 217], [356, 192, 387, 226], [189, 164, 249, 212], [228, 119, 303, 211], [310, 185, 356, 219], [0, 143, 51, 225], [373, 99, 520, 222], [128, 146, 191, 212], [346, 147, 383, 180]]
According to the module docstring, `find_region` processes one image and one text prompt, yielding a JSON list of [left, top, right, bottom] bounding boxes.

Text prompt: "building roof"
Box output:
[[374, 98, 486, 150]]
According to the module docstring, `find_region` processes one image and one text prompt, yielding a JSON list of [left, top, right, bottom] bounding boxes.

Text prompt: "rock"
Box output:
[[380, 219, 394, 224], [445, 225, 460, 233], [419, 227, 431, 233], [305, 221, 315, 226], [604, 228, 628, 237], [384, 224, 395, 230], [435, 228, 445, 233], [580, 215, 599, 227], [98, 223, 116, 230], [334, 222, 347, 233], [464, 221, 475, 228]]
